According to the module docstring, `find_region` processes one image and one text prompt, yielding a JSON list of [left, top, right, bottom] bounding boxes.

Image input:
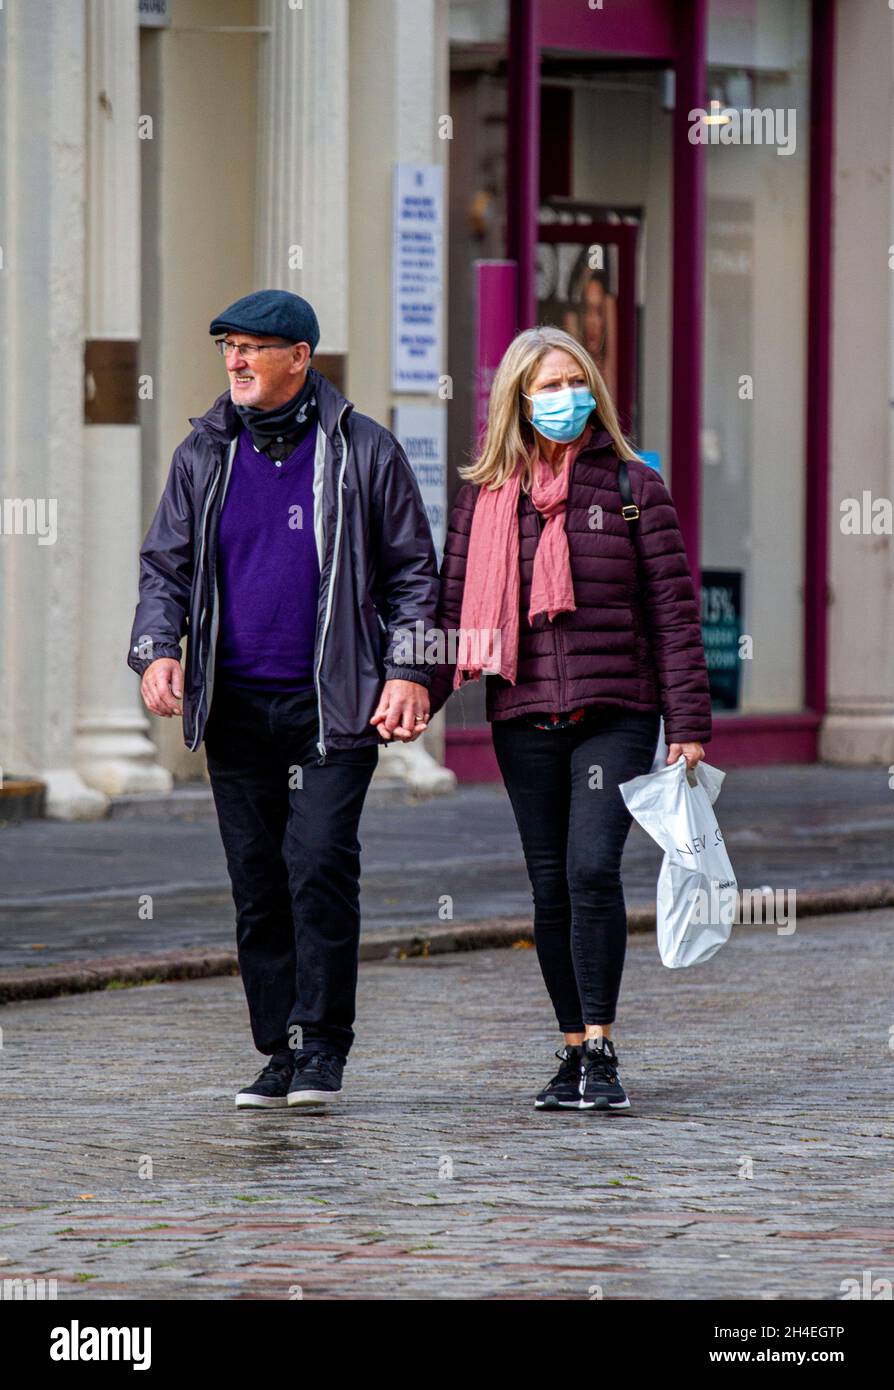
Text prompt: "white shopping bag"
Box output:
[[618, 754, 737, 969], [648, 716, 667, 774]]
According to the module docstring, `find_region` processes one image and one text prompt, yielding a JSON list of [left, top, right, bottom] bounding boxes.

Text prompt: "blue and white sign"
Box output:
[[392, 164, 443, 393], [138, 0, 170, 26], [393, 405, 447, 562]]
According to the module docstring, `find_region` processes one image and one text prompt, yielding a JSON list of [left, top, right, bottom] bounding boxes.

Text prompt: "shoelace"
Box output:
[[583, 1047, 620, 1084], [297, 1052, 342, 1086], [547, 1048, 582, 1088], [254, 1056, 292, 1083]]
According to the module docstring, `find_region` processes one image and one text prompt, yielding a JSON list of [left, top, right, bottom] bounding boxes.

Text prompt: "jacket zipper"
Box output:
[[189, 438, 237, 753], [313, 405, 350, 763], [201, 438, 237, 746], [189, 464, 222, 751], [554, 610, 569, 710]]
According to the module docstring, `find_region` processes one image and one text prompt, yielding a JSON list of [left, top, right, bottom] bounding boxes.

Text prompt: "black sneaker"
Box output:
[[534, 1045, 585, 1110], [287, 1050, 344, 1107], [580, 1037, 630, 1110], [235, 1053, 293, 1109]]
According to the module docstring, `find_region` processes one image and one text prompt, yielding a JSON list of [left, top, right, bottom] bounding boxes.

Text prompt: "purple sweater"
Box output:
[[215, 425, 320, 690]]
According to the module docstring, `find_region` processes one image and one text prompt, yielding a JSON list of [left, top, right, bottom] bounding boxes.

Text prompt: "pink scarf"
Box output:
[[453, 427, 592, 689]]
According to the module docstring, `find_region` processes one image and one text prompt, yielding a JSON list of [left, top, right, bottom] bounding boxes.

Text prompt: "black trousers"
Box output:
[[204, 681, 378, 1062], [491, 706, 661, 1030]]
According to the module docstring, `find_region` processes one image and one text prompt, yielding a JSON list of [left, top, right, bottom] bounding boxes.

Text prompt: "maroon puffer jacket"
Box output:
[[428, 426, 712, 744]]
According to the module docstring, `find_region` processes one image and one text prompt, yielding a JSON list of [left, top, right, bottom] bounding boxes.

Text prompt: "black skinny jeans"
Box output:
[[204, 681, 378, 1063], [491, 706, 661, 1031]]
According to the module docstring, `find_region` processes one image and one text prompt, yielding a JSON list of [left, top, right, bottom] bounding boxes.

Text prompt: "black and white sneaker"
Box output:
[[580, 1037, 630, 1110], [235, 1053, 293, 1109], [287, 1051, 344, 1107], [534, 1045, 585, 1109]]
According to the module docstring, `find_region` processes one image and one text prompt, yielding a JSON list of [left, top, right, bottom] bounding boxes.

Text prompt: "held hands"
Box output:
[[370, 679, 430, 743], [140, 663, 432, 743], [140, 658, 183, 718], [667, 741, 705, 771]]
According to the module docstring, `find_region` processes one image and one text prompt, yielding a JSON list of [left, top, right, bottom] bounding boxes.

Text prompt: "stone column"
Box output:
[[256, 0, 349, 358], [384, 0, 454, 792], [347, 0, 455, 794], [821, 3, 894, 765], [75, 0, 171, 796], [0, 0, 107, 818], [255, 0, 452, 792]]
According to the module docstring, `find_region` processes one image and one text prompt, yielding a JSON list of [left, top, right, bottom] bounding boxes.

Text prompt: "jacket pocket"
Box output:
[[374, 608, 389, 661]]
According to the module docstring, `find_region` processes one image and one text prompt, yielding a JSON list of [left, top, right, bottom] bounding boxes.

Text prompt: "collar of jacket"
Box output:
[[521, 425, 615, 493], [189, 366, 354, 582], [189, 366, 354, 446], [578, 423, 614, 455]]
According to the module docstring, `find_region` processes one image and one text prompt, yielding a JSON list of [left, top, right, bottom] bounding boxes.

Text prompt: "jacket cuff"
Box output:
[[383, 663, 433, 688], [664, 728, 712, 744], [127, 641, 183, 678]]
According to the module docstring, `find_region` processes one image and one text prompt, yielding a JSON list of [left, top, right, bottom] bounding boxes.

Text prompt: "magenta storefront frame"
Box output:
[[506, 0, 540, 328], [537, 0, 676, 59], [669, 0, 707, 575], [804, 0, 835, 718], [474, 261, 518, 441], [448, 0, 835, 778]]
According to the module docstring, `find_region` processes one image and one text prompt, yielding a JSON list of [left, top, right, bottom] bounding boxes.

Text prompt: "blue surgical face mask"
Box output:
[[523, 384, 596, 443]]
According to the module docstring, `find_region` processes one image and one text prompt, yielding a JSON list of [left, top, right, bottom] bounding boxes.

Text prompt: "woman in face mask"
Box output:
[[427, 326, 712, 1112]]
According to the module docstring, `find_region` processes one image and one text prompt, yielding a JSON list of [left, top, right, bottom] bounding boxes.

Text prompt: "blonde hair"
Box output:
[[461, 325, 639, 492]]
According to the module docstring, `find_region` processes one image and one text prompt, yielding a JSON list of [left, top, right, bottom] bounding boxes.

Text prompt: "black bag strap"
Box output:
[[617, 458, 640, 536]]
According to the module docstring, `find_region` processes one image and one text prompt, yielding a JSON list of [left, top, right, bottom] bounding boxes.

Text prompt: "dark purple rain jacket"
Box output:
[[428, 426, 713, 745], [127, 368, 438, 761]]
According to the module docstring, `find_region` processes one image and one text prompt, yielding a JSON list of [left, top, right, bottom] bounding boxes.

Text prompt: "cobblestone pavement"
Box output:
[[2, 766, 893, 971], [1, 909, 892, 1300]]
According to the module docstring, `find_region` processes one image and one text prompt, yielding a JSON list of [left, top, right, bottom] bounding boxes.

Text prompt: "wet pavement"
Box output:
[[0, 766, 892, 972], [1, 909, 892, 1299]]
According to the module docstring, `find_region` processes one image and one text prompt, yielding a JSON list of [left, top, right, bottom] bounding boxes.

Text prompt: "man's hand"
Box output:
[[667, 741, 705, 771], [370, 680, 430, 742], [141, 658, 183, 718]]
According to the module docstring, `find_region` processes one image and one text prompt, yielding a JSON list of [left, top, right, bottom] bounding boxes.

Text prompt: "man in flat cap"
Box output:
[[128, 290, 437, 1109]]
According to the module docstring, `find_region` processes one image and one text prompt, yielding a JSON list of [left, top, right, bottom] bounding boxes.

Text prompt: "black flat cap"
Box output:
[[209, 289, 320, 354]]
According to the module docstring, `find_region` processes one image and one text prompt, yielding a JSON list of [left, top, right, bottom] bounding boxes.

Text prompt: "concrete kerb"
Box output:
[[1, 879, 892, 1004]]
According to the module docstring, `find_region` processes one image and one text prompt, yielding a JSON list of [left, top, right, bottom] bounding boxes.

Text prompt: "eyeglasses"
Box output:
[[215, 338, 297, 360]]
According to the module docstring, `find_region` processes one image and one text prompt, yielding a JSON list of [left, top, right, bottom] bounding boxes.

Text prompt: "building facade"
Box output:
[[442, 0, 894, 778], [0, 0, 452, 817], [0, 0, 892, 817]]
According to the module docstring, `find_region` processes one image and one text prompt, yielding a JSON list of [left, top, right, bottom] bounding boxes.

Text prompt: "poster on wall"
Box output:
[[701, 569, 743, 710], [537, 237, 620, 404], [536, 204, 640, 436], [391, 163, 443, 393], [392, 404, 447, 564]]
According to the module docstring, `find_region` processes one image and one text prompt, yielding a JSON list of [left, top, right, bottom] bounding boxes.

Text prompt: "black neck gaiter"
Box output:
[[233, 372, 318, 461]]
